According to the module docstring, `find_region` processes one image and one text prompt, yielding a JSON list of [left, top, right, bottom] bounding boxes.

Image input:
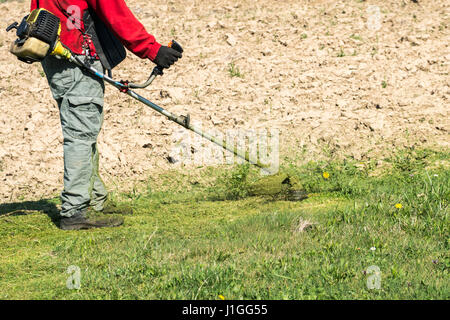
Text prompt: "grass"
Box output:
[[0, 148, 448, 299], [228, 62, 243, 78], [350, 34, 363, 41]]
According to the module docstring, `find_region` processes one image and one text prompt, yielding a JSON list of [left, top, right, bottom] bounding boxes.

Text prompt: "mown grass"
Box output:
[[0, 148, 448, 299]]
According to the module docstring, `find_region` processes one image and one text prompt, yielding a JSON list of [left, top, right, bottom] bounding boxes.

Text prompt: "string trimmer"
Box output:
[[6, 8, 308, 201]]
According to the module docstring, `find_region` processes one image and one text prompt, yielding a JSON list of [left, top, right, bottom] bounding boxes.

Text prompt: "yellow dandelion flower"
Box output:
[[218, 295, 225, 300], [323, 172, 330, 179], [395, 203, 402, 209]]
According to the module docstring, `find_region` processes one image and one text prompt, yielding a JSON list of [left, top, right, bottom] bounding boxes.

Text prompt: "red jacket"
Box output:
[[30, 0, 161, 61]]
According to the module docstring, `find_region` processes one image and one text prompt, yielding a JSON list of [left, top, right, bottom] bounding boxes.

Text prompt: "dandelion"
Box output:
[[323, 172, 330, 179], [218, 295, 225, 300], [395, 203, 403, 209], [370, 247, 376, 251]]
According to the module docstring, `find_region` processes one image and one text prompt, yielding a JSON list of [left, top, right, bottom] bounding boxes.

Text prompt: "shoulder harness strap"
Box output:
[[83, 8, 126, 73]]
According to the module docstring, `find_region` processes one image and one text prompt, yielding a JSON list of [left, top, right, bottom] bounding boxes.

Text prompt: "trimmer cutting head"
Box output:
[[248, 172, 308, 202]]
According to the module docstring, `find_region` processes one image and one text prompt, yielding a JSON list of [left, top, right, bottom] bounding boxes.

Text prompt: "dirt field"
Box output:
[[0, 0, 448, 202]]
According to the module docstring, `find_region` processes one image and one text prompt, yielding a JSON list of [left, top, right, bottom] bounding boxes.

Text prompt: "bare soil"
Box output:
[[0, 0, 448, 201]]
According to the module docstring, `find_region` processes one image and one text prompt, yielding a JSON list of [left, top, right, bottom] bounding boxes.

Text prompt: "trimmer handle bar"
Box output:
[[128, 40, 183, 89]]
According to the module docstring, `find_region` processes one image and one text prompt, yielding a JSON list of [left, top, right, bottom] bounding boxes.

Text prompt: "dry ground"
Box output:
[[0, 0, 448, 201]]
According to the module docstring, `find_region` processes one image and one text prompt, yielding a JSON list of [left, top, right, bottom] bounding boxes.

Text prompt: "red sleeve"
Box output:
[[86, 0, 161, 61]]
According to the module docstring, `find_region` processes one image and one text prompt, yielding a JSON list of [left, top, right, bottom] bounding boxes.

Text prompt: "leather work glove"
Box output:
[[154, 45, 182, 69]]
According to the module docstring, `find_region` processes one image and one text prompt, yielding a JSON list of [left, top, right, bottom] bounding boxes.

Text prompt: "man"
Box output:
[[31, 0, 182, 230]]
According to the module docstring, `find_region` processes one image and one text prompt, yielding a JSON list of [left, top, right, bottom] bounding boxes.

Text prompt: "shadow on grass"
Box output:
[[0, 199, 60, 225]]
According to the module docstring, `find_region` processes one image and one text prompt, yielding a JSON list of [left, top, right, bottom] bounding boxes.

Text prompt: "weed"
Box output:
[[350, 34, 363, 41], [228, 62, 243, 78], [209, 164, 251, 200]]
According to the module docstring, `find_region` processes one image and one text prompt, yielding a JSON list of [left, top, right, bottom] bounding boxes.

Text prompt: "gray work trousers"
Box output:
[[42, 56, 108, 217]]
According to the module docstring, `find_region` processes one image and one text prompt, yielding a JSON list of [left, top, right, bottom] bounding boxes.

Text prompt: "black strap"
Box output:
[[83, 8, 126, 71], [37, 0, 39, 8]]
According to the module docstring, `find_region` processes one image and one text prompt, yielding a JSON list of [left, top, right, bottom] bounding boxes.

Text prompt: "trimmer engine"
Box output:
[[6, 9, 71, 63]]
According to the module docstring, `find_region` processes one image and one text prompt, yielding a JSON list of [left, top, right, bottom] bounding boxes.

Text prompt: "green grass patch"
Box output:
[[337, 48, 346, 57], [227, 62, 243, 78], [0, 148, 448, 299], [350, 34, 363, 41]]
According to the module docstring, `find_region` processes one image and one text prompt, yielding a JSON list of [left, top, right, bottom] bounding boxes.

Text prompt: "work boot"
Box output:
[[59, 209, 124, 230], [98, 200, 134, 215]]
